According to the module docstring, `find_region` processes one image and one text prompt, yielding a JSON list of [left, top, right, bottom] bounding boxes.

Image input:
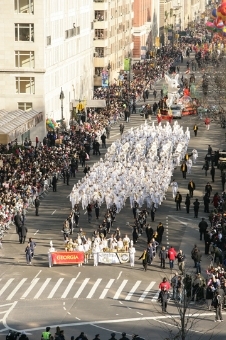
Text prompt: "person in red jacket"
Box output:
[[159, 277, 171, 291], [168, 246, 177, 270]]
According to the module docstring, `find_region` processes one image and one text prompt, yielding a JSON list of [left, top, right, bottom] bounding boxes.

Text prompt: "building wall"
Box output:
[[93, 0, 134, 85], [0, 0, 94, 139], [132, 0, 152, 58]]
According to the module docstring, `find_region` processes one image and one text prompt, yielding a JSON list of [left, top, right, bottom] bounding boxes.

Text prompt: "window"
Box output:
[[16, 77, 35, 94], [15, 23, 34, 42], [47, 36, 51, 46], [18, 102, 33, 111], [14, 0, 34, 14], [15, 51, 34, 68], [65, 27, 79, 39]]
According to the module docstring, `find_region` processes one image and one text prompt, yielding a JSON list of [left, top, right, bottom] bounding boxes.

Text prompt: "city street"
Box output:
[[0, 68, 226, 339]]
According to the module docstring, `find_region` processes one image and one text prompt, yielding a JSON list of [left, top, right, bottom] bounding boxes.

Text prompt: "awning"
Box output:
[[72, 99, 106, 108], [0, 109, 43, 143]]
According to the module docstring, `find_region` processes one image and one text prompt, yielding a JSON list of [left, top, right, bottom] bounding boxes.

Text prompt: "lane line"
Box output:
[[34, 278, 51, 299], [86, 279, 102, 299], [99, 279, 115, 299], [48, 278, 64, 299], [0, 279, 15, 297], [51, 210, 56, 215], [138, 281, 156, 301], [6, 279, 27, 300], [125, 281, 141, 300], [117, 271, 122, 280], [32, 270, 42, 282], [21, 278, 40, 299], [61, 272, 81, 299], [74, 278, 90, 298], [113, 280, 128, 300]]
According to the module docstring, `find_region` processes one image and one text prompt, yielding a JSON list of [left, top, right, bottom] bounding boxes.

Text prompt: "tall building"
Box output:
[[93, 0, 134, 87], [0, 0, 94, 140], [132, 0, 152, 59]]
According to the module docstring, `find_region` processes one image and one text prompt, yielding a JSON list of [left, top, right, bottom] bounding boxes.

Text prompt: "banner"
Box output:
[[50, 251, 84, 266], [98, 252, 129, 264], [117, 252, 129, 263], [124, 58, 130, 71], [101, 70, 109, 87], [99, 252, 120, 264]]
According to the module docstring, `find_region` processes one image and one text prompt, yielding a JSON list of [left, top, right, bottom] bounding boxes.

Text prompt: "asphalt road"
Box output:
[[0, 61, 226, 340]]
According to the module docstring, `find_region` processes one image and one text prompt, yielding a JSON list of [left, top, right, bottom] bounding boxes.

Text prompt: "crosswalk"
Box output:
[[0, 276, 157, 302]]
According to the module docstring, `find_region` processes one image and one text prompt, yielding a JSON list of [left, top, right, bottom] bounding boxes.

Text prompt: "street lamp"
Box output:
[[59, 87, 65, 121]]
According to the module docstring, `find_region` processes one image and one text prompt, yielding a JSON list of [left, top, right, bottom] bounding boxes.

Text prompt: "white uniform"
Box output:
[[192, 149, 198, 164], [92, 244, 100, 266], [186, 159, 192, 174], [129, 246, 136, 267], [171, 181, 178, 198]]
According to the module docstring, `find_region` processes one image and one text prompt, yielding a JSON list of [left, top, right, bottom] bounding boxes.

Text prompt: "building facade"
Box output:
[[132, 0, 152, 59], [0, 0, 94, 139], [159, 0, 206, 47], [93, 0, 134, 87]]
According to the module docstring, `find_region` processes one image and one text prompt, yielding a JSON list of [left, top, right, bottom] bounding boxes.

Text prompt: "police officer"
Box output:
[[41, 327, 51, 340], [34, 196, 40, 216]]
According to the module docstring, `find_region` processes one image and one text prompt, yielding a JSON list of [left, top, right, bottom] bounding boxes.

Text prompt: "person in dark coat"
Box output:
[[202, 160, 209, 176], [221, 172, 226, 191], [139, 249, 148, 271], [188, 180, 195, 198], [101, 133, 107, 148], [150, 203, 156, 221], [94, 201, 100, 219], [21, 225, 28, 244], [66, 169, 70, 185], [210, 165, 215, 182], [175, 192, 182, 210], [159, 246, 167, 269], [157, 222, 164, 243], [34, 196, 40, 216], [52, 174, 57, 192], [14, 211, 22, 234], [160, 288, 169, 312], [185, 194, 190, 213], [145, 225, 153, 243], [205, 182, 212, 197], [132, 227, 138, 244], [193, 199, 200, 218], [203, 192, 210, 213], [180, 162, 187, 179], [198, 218, 208, 241]]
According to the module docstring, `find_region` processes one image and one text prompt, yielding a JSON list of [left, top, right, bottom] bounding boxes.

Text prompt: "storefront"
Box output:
[[0, 109, 43, 145]]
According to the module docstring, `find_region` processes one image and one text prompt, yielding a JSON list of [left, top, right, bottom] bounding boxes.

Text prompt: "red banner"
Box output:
[[51, 251, 84, 265]]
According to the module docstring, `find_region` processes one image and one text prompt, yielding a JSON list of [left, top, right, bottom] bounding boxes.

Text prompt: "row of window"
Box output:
[[14, 0, 34, 14], [16, 77, 35, 94]]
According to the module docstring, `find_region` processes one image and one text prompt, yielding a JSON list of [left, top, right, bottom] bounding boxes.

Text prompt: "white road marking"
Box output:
[[63, 307, 66, 310], [119, 301, 123, 305], [21, 312, 226, 332], [86, 278, 102, 299], [125, 281, 141, 300], [21, 278, 40, 299], [51, 210, 56, 215], [48, 278, 64, 299], [117, 271, 122, 280], [0, 279, 15, 297], [99, 279, 115, 299], [113, 280, 128, 300], [137, 312, 143, 315], [151, 290, 160, 302], [138, 281, 156, 301], [75, 317, 81, 320], [32, 270, 42, 282], [34, 230, 39, 235], [61, 273, 81, 299], [67, 312, 71, 315], [74, 278, 90, 298], [6, 278, 27, 300], [34, 278, 51, 299]]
